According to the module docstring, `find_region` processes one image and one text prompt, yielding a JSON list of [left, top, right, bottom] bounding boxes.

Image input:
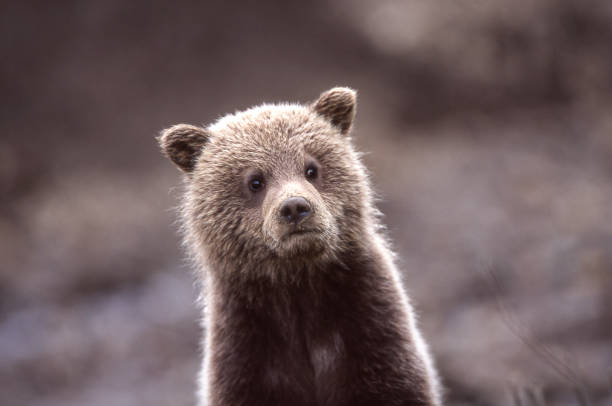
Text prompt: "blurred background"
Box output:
[[1, 1, 611, 405]]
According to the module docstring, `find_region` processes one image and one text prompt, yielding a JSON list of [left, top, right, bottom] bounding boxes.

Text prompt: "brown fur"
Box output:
[[158, 87, 442, 405]]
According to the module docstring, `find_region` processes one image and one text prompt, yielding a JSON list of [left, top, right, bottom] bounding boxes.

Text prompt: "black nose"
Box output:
[[279, 197, 312, 224]]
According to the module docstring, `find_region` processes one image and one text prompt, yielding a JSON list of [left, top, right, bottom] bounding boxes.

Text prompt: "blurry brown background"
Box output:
[[1, 1, 611, 405]]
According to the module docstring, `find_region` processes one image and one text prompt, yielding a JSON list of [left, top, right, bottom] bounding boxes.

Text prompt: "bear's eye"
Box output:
[[305, 165, 318, 180], [248, 176, 265, 192]]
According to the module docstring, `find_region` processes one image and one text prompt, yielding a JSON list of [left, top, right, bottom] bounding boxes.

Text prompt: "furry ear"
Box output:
[[312, 87, 357, 135], [157, 124, 209, 172]]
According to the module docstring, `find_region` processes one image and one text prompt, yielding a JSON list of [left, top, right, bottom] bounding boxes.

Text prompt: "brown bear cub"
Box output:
[[158, 88, 441, 406]]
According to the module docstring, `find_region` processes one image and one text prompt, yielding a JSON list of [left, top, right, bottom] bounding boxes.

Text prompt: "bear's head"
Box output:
[[158, 87, 374, 274]]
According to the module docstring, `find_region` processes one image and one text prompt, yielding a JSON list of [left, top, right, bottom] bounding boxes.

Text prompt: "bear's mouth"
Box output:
[[285, 229, 315, 238], [275, 228, 328, 258]]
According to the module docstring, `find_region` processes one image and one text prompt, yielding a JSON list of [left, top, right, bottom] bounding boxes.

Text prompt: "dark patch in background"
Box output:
[[1, 1, 611, 405]]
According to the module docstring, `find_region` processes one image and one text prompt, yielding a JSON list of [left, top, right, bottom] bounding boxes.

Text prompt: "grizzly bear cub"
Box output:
[[158, 87, 441, 406]]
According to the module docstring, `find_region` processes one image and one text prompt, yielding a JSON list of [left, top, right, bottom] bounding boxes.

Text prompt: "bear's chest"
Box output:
[[262, 317, 347, 405]]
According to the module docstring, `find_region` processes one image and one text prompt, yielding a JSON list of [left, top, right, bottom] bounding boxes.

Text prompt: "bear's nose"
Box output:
[[279, 197, 312, 224]]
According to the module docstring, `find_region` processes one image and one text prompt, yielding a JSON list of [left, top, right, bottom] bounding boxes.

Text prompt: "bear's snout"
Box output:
[[261, 181, 337, 255], [279, 197, 312, 225]]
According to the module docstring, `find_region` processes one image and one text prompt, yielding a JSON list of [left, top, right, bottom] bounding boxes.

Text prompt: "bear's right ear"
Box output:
[[157, 124, 209, 173]]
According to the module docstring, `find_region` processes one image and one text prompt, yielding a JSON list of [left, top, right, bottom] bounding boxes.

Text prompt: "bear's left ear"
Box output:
[[157, 124, 209, 173], [312, 87, 357, 136]]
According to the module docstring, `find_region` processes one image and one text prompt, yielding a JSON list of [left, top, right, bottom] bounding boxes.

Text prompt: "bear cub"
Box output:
[[158, 87, 441, 406]]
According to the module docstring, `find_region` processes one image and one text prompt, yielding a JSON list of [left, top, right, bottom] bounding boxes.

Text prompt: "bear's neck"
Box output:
[[207, 241, 384, 309]]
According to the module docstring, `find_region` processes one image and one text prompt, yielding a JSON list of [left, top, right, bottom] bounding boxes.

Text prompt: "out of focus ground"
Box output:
[[1, 1, 611, 405]]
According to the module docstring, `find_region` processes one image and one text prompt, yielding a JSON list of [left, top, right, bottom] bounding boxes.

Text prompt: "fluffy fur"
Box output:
[[158, 87, 442, 405]]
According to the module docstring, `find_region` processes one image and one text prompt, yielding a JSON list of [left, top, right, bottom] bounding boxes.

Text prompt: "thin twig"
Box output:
[[482, 266, 583, 387]]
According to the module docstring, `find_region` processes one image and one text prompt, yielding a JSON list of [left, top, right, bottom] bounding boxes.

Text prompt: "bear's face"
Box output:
[[159, 88, 366, 269]]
